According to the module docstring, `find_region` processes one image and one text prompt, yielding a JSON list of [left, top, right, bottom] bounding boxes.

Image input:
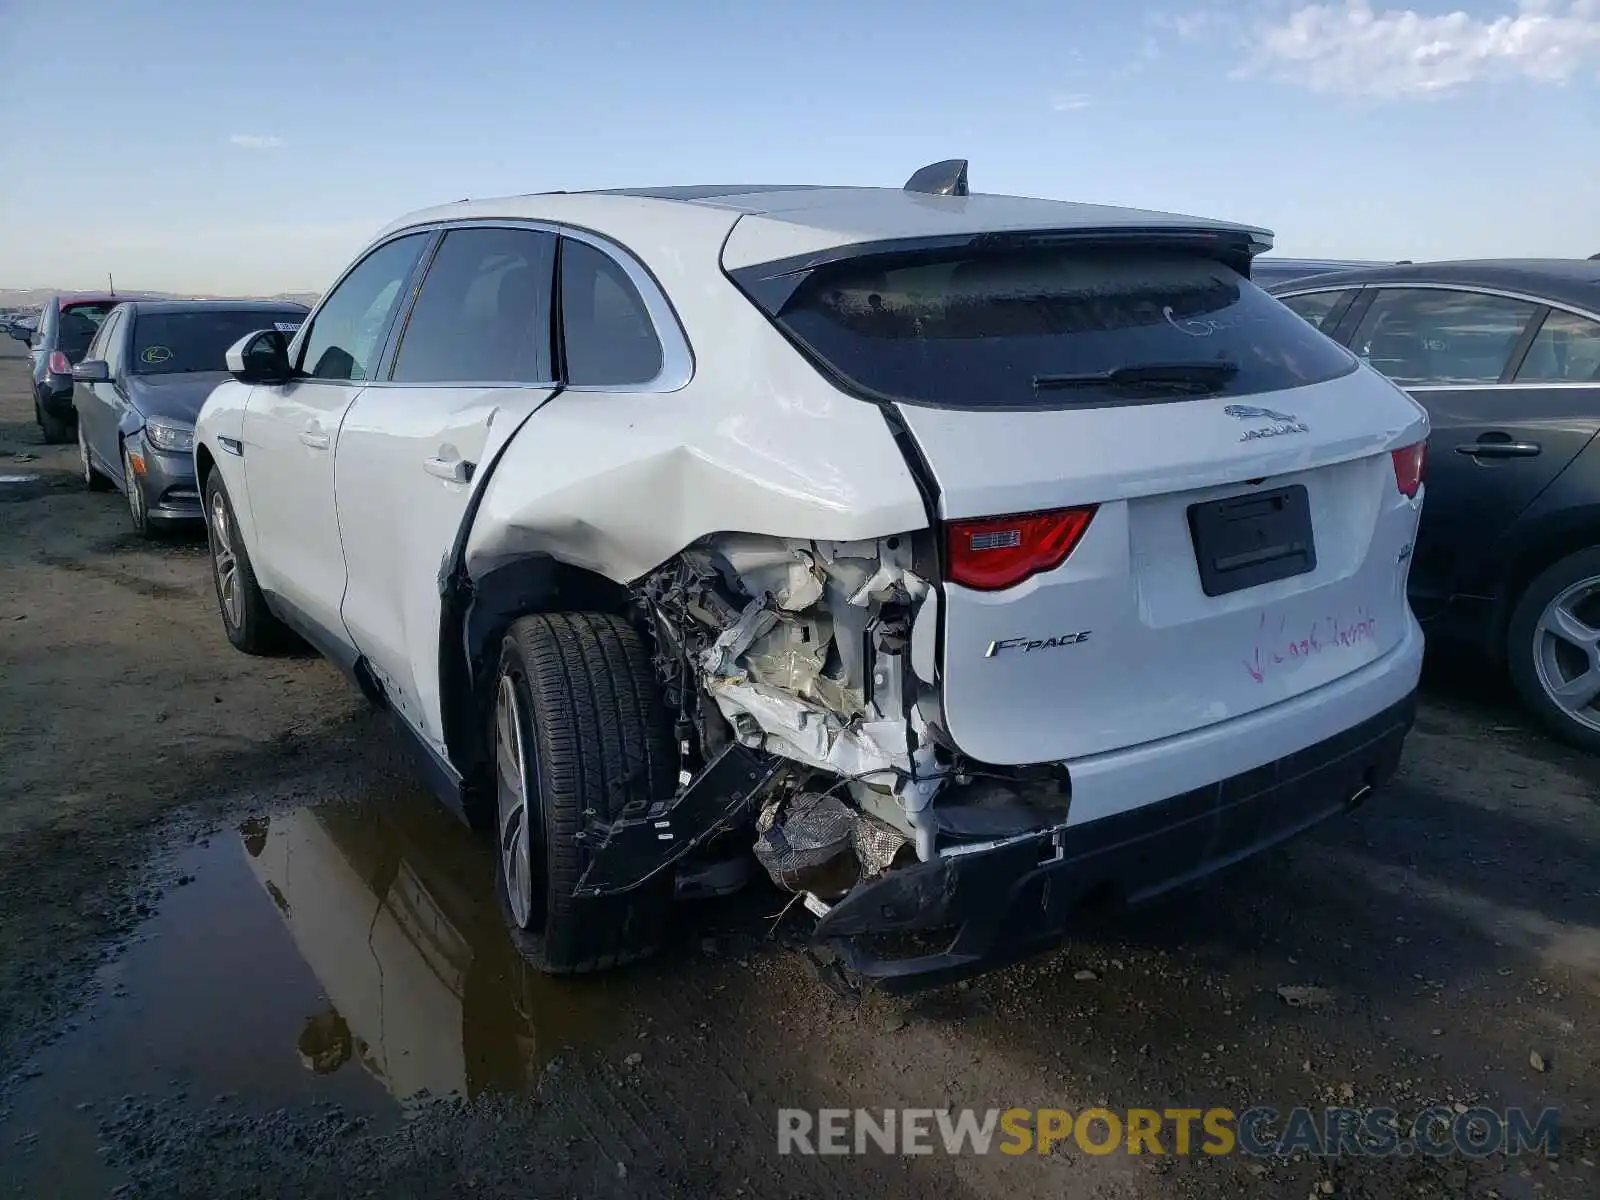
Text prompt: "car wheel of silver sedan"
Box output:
[[1509, 547, 1600, 754], [123, 442, 153, 537], [78, 421, 110, 492]]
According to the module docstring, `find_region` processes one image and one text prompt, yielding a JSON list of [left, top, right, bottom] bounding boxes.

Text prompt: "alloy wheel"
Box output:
[[78, 423, 92, 486], [1532, 576, 1600, 734], [209, 490, 243, 629], [495, 674, 537, 928], [123, 446, 146, 530]]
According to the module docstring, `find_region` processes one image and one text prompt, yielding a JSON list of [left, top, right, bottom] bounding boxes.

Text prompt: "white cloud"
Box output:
[[1049, 92, 1093, 112], [229, 134, 284, 150], [1149, 9, 1232, 40], [1246, 0, 1600, 98]]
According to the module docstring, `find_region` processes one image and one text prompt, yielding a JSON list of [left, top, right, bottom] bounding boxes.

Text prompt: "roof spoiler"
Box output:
[[903, 159, 969, 197]]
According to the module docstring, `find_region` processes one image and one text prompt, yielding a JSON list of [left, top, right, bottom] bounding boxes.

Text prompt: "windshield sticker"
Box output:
[[140, 345, 172, 365], [275, 322, 302, 333]]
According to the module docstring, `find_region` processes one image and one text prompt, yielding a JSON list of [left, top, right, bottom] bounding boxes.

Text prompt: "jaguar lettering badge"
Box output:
[[985, 631, 1092, 657], [1224, 402, 1309, 443]]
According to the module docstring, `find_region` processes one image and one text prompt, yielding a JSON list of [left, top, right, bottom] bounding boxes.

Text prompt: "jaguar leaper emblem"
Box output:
[[1224, 403, 1310, 442], [1224, 404, 1297, 423]]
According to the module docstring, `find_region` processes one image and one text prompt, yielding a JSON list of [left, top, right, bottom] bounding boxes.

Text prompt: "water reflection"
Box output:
[[237, 791, 615, 1103]]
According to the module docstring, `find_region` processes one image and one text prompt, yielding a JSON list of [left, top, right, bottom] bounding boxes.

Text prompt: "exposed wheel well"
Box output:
[[1488, 508, 1600, 663], [195, 444, 216, 488], [441, 554, 635, 828]]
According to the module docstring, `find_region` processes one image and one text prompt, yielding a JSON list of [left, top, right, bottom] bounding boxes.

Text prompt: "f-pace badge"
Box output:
[[1225, 403, 1309, 443], [985, 631, 1092, 657]]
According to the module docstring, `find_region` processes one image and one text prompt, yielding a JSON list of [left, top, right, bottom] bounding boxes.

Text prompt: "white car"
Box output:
[[195, 160, 1428, 990]]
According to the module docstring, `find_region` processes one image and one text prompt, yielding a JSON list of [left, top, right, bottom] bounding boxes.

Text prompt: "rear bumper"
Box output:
[[814, 690, 1417, 992], [37, 380, 74, 419]]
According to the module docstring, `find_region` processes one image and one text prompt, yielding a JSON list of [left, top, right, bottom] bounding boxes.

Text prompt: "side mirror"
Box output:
[[72, 359, 110, 383], [226, 329, 292, 384]]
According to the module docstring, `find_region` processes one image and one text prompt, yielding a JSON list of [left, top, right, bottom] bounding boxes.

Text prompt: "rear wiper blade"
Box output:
[[1033, 361, 1240, 393]]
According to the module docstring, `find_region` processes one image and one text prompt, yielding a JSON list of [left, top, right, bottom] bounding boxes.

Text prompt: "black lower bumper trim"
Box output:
[[814, 692, 1416, 992], [38, 387, 74, 419]]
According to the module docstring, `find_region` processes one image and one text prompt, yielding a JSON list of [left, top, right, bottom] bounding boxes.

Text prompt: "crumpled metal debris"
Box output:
[[646, 532, 948, 856], [706, 678, 907, 780], [851, 809, 910, 876], [753, 790, 911, 895], [695, 536, 932, 786], [753, 791, 860, 896]]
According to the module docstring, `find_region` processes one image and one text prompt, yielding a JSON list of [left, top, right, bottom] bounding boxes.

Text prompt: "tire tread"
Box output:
[[501, 611, 676, 974]]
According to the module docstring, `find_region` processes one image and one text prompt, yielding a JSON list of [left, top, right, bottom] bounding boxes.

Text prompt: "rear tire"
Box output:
[[36, 395, 72, 444], [202, 471, 294, 655], [492, 612, 678, 974], [1507, 546, 1600, 754]]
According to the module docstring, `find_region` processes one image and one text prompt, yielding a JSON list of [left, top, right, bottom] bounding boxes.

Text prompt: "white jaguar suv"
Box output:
[[195, 159, 1428, 989]]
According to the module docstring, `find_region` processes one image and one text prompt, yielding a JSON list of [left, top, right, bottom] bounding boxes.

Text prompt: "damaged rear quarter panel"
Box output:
[[460, 211, 930, 584]]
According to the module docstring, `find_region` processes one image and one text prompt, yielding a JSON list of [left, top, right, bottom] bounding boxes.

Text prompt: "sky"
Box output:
[[0, 0, 1596, 294]]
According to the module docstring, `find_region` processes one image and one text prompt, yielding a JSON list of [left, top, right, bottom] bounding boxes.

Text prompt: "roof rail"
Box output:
[[903, 159, 969, 197]]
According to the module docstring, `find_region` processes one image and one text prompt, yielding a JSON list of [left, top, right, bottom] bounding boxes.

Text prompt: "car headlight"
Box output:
[[143, 420, 194, 454]]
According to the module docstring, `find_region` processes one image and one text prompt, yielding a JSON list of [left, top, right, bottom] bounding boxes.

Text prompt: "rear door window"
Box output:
[[83, 308, 118, 364], [1350, 288, 1540, 386], [734, 244, 1356, 409], [1279, 289, 1358, 333], [559, 238, 664, 387], [1514, 309, 1600, 383], [90, 308, 125, 375], [390, 226, 556, 384]]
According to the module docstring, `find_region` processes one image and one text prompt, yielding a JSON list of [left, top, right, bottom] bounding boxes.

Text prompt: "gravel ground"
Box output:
[[0, 346, 1595, 1199]]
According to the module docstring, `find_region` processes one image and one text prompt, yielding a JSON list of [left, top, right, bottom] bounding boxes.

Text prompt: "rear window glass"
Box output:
[[747, 247, 1357, 408], [131, 310, 306, 374], [58, 303, 116, 357]]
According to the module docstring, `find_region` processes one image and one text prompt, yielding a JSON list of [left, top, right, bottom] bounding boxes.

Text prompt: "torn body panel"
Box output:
[[634, 531, 1069, 894], [647, 534, 934, 781]]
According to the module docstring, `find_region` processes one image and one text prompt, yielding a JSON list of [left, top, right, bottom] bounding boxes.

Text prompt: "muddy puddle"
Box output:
[[0, 789, 633, 1196]]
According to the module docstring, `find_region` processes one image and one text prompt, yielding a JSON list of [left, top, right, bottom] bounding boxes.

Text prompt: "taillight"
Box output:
[[47, 351, 71, 375], [946, 506, 1098, 591], [1391, 440, 1427, 499]]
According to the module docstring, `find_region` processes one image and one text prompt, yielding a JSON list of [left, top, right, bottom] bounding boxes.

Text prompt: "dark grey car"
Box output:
[[28, 292, 160, 443], [1251, 257, 1397, 288], [72, 300, 308, 535], [1270, 259, 1600, 751]]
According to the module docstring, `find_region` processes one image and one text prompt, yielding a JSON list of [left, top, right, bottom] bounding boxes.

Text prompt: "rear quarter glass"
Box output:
[[738, 244, 1357, 410]]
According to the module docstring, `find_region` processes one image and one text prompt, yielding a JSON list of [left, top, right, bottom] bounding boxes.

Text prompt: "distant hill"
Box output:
[[0, 288, 320, 310]]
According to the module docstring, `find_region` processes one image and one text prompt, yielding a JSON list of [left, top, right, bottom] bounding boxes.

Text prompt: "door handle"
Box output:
[[298, 429, 331, 450], [423, 456, 474, 483], [1455, 440, 1541, 459]]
